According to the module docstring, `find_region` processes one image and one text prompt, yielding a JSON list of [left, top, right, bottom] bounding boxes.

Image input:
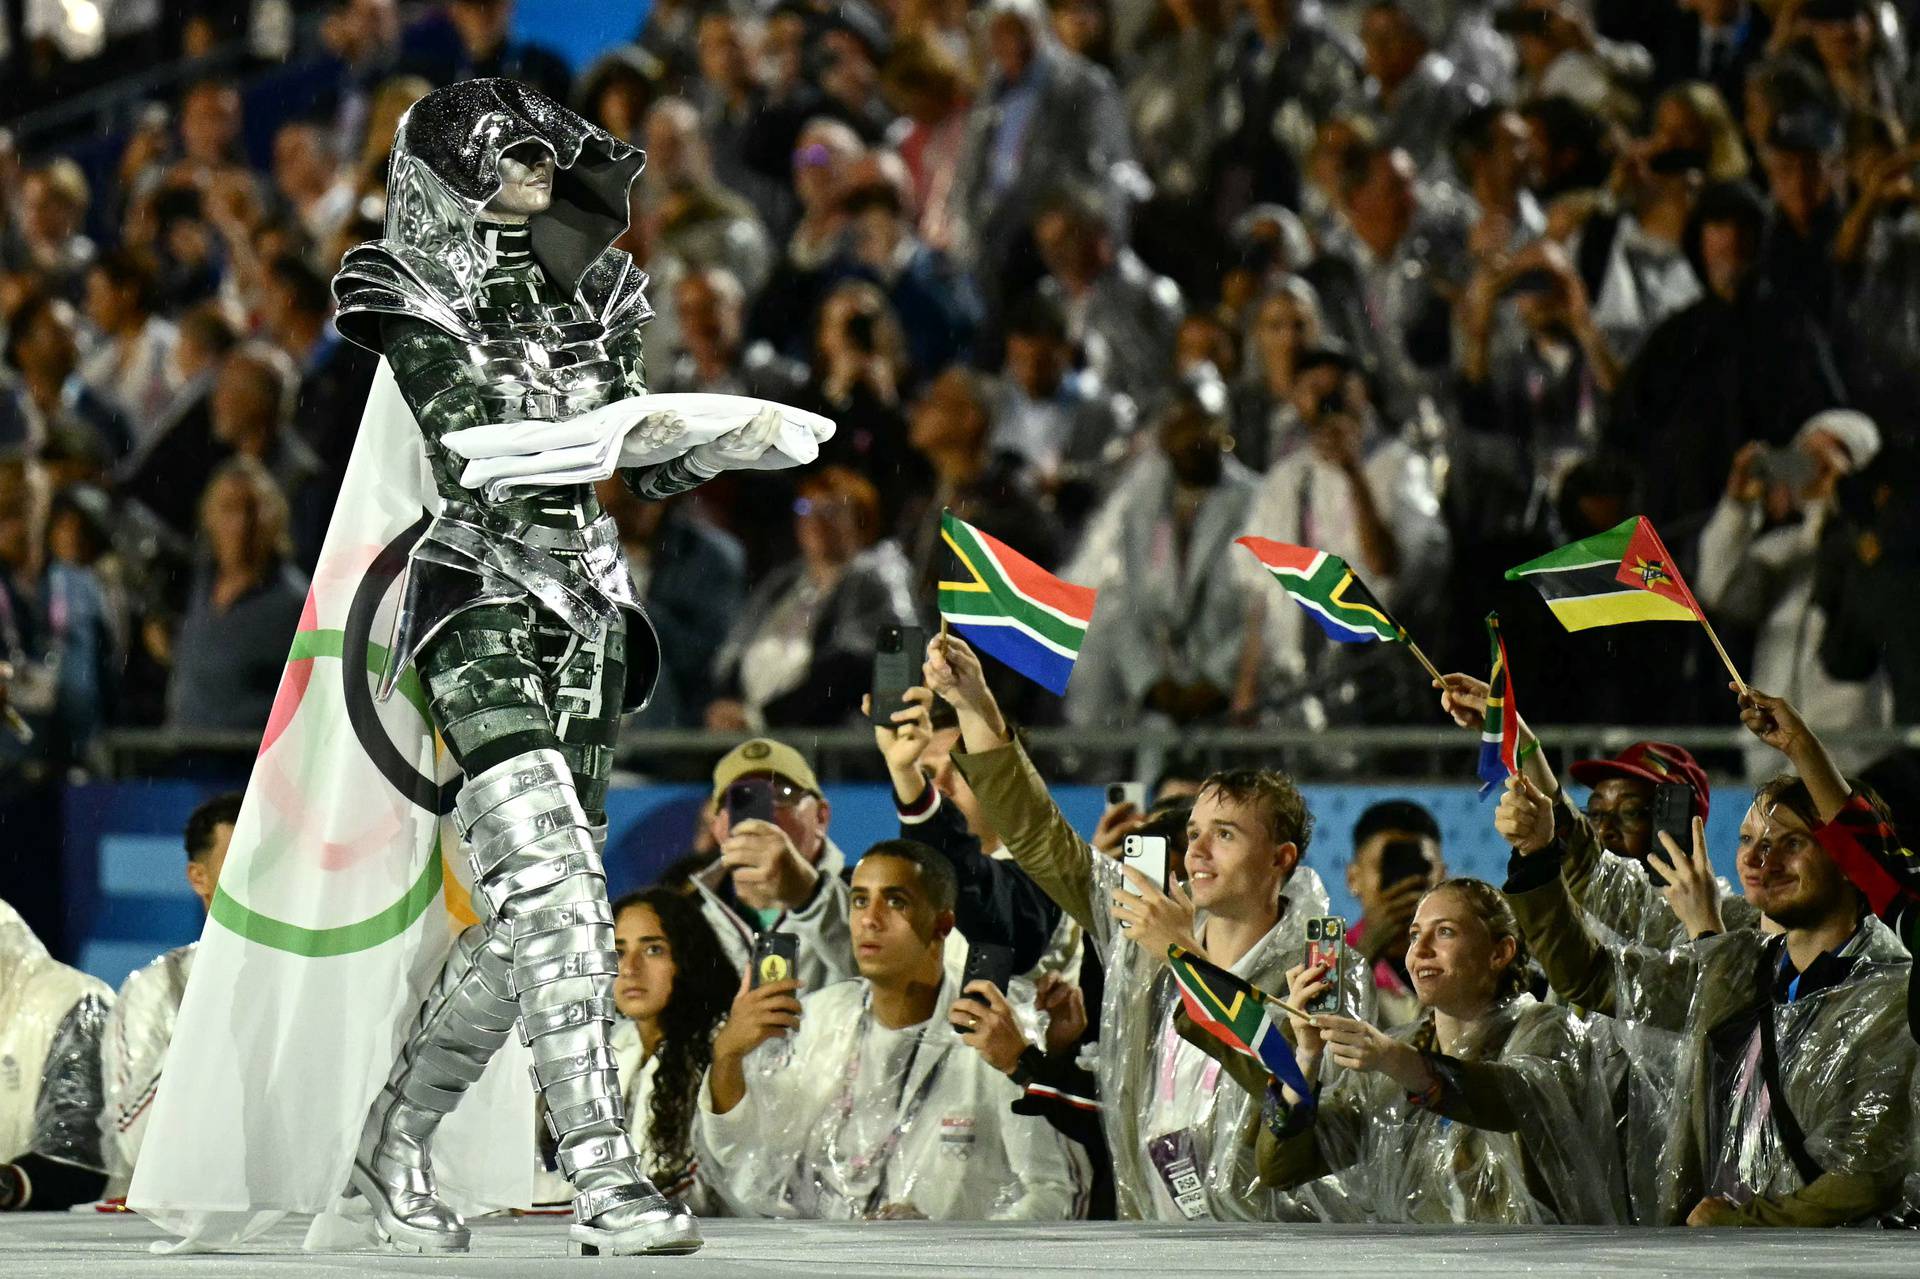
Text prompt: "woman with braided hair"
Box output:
[[1184, 877, 1632, 1224]]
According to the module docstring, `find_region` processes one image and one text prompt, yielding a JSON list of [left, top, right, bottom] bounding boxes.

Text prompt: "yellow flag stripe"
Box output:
[[1546, 589, 1699, 631]]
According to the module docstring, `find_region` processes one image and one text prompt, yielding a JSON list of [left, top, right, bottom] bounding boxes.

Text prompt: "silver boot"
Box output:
[[459, 749, 704, 1257], [349, 922, 517, 1252]]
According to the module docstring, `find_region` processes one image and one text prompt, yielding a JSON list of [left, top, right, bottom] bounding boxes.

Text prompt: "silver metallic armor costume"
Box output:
[[328, 79, 717, 1257]]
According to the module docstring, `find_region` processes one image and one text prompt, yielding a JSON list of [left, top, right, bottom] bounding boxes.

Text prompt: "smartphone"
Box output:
[[1377, 838, 1429, 895], [869, 624, 929, 727], [1648, 782, 1694, 889], [1120, 834, 1169, 916], [956, 942, 1017, 1021], [725, 777, 776, 828], [1107, 781, 1147, 811], [750, 931, 800, 988], [1754, 445, 1817, 493], [1304, 916, 1348, 1016]]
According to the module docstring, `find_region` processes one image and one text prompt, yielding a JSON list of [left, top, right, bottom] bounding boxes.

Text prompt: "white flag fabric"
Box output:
[[128, 362, 534, 1248]]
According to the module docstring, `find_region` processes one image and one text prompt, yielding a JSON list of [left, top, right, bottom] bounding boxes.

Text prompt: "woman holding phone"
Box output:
[[1191, 877, 1630, 1224]]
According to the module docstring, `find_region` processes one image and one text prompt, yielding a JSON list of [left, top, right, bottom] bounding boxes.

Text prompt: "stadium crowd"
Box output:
[[0, 0, 1916, 779], [5, 0, 1920, 1239]]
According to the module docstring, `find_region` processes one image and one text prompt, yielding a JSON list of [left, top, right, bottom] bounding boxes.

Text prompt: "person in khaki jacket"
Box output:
[[1493, 747, 1918, 1228], [924, 634, 1349, 1222]]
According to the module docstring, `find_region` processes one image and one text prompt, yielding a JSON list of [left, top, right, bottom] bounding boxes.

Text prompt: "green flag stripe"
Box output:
[[1264, 554, 1401, 638], [1505, 518, 1636, 577], [208, 831, 445, 958]]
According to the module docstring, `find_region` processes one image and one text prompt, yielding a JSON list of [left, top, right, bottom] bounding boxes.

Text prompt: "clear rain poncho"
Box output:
[[1552, 792, 1762, 950], [693, 975, 1090, 1221], [1514, 870, 1919, 1226], [1250, 995, 1632, 1225], [1079, 852, 1370, 1222], [0, 899, 112, 1177]]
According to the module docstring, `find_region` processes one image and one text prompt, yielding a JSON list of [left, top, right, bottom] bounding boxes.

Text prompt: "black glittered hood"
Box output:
[[387, 78, 645, 295]]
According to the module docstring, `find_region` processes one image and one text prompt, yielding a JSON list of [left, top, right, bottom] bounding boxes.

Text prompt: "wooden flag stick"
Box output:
[[1263, 995, 1315, 1021], [1402, 636, 1444, 685], [1698, 612, 1747, 694]]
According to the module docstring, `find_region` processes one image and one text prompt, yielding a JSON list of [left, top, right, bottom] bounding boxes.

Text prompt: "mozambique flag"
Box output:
[[1166, 945, 1314, 1112], [1478, 612, 1519, 796], [1235, 537, 1404, 643], [1505, 516, 1705, 631], [938, 511, 1098, 695]]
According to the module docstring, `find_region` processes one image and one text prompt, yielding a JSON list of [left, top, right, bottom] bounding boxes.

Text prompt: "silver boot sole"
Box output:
[[348, 1159, 473, 1254]]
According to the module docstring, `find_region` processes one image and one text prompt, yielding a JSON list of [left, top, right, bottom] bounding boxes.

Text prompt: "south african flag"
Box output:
[[1167, 946, 1315, 1115], [938, 511, 1098, 695], [1478, 612, 1519, 796], [1235, 537, 1405, 643]]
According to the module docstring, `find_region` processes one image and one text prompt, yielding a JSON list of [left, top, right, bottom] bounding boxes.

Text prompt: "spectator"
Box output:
[[570, 888, 735, 1215], [927, 633, 1339, 1221], [258, 252, 375, 488], [806, 280, 925, 501], [1495, 767, 1918, 1227], [879, 37, 974, 254], [3, 291, 133, 469], [833, 178, 980, 376], [3, 161, 97, 302], [696, 838, 1090, 1220], [1343, 800, 1447, 1027], [1234, 345, 1447, 720], [596, 481, 747, 730], [1519, 94, 1614, 201], [168, 80, 251, 194], [162, 458, 307, 734], [1216, 204, 1315, 327], [690, 737, 858, 995], [1033, 184, 1184, 408], [1349, 1, 1486, 177], [1452, 103, 1547, 255], [0, 898, 113, 1212], [654, 268, 810, 403], [951, 0, 1135, 308], [1646, 0, 1772, 112], [79, 250, 179, 448], [116, 302, 237, 542], [1577, 114, 1711, 364], [1067, 385, 1259, 729], [270, 123, 357, 251], [1697, 412, 1891, 778], [707, 465, 918, 731], [1609, 180, 1846, 536], [897, 365, 1062, 595], [575, 44, 665, 143], [745, 117, 867, 359], [816, 4, 896, 141], [401, 0, 574, 102], [99, 792, 238, 1197], [1499, 0, 1650, 119], [633, 0, 706, 87], [0, 458, 116, 769], [1784, 0, 1906, 125], [987, 292, 1134, 499], [1200, 877, 1629, 1223], [1231, 278, 1325, 469], [1306, 142, 1470, 427], [690, 15, 787, 230], [1124, 0, 1229, 289], [1457, 238, 1617, 482], [1757, 104, 1845, 325], [639, 96, 776, 297], [207, 343, 328, 567]]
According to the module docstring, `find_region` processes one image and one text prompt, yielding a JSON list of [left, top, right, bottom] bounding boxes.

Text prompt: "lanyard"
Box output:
[[824, 990, 951, 1211]]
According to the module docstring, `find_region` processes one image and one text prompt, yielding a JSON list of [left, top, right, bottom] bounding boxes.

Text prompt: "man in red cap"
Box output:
[[1569, 741, 1712, 864]]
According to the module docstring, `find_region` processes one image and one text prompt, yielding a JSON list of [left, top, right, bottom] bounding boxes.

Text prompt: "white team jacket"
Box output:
[[98, 944, 195, 1197]]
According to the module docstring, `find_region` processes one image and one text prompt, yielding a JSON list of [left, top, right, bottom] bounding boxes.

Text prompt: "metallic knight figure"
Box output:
[[329, 79, 799, 1257]]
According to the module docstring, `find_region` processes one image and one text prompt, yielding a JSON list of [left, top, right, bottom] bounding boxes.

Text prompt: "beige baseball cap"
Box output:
[[710, 737, 822, 802]]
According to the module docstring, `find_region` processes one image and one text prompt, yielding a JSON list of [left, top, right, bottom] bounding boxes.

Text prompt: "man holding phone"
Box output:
[[696, 840, 1088, 1220], [690, 738, 856, 992], [1345, 800, 1446, 1027]]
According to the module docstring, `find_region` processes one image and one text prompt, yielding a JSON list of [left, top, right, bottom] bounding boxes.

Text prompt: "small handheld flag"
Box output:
[[1505, 515, 1745, 689], [1477, 612, 1520, 796], [1235, 536, 1442, 681], [938, 511, 1097, 696], [1167, 945, 1316, 1118]]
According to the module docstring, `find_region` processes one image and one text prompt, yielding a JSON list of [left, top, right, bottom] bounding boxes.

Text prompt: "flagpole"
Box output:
[[1402, 636, 1444, 685], [1698, 613, 1747, 694]]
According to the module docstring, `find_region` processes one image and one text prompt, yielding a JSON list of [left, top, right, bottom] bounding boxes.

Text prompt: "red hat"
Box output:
[[1568, 741, 1710, 821]]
